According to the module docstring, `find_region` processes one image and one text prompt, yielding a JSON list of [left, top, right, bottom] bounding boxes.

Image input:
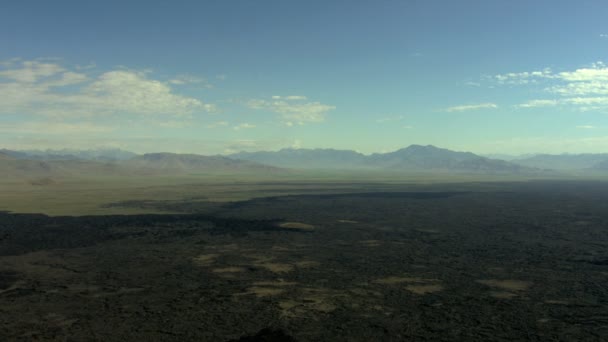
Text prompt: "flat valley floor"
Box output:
[[2, 180, 608, 341]]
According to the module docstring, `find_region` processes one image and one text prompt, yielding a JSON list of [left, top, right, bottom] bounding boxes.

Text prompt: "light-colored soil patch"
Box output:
[[243, 254, 275, 263], [374, 276, 431, 285], [415, 228, 440, 234], [372, 275, 443, 295], [337, 219, 358, 223], [212, 267, 246, 273], [294, 261, 319, 268], [257, 263, 294, 273], [349, 288, 383, 297], [253, 281, 297, 287], [92, 287, 146, 298], [278, 222, 315, 230], [278, 287, 343, 317], [405, 284, 443, 295], [477, 279, 532, 291], [271, 245, 292, 251], [192, 253, 219, 266], [43, 313, 78, 328], [244, 286, 285, 297]]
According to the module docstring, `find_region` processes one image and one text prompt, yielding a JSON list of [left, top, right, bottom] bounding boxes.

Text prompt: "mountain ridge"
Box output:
[[229, 144, 534, 173]]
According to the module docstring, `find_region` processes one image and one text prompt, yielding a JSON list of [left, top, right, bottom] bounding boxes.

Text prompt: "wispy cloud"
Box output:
[[496, 62, 608, 112], [576, 125, 596, 129], [233, 123, 256, 130], [271, 95, 307, 100], [445, 103, 498, 112], [248, 96, 335, 125], [490, 69, 553, 85], [516, 99, 559, 108], [168, 74, 211, 87]]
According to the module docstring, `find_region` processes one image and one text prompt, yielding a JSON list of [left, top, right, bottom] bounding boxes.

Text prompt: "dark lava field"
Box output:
[[2, 181, 608, 341]]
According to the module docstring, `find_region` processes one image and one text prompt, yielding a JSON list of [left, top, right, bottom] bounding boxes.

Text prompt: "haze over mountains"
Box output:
[[0, 151, 281, 180], [0, 148, 137, 161], [3, 145, 608, 181], [231, 145, 532, 173]]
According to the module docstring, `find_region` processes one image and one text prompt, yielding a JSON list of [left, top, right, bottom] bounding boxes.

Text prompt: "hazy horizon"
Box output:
[[3, 1, 608, 155]]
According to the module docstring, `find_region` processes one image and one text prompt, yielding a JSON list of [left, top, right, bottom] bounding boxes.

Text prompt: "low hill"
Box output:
[[513, 154, 608, 170], [126, 153, 284, 174], [229, 148, 367, 169]]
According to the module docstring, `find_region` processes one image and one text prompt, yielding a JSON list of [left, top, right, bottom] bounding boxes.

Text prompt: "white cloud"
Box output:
[[494, 62, 608, 112], [0, 61, 65, 83], [233, 123, 256, 130], [601, 34, 608, 38], [576, 125, 596, 129], [491, 69, 553, 85], [248, 96, 334, 125], [548, 81, 608, 96], [402, 125, 413, 129], [517, 99, 559, 108], [271, 95, 307, 100], [445, 103, 498, 112], [557, 63, 608, 82], [0, 59, 215, 118]]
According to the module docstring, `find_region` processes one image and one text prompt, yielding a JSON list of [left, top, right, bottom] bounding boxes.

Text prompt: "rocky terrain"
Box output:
[[1, 181, 608, 341]]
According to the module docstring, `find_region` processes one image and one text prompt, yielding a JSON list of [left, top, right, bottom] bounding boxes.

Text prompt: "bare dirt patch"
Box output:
[[256, 262, 294, 273], [278, 288, 339, 317], [242, 286, 285, 297], [374, 276, 433, 285], [278, 222, 315, 230], [192, 253, 219, 266], [212, 267, 246, 273], [405, 284, 444, 295], [253, 281, 297, 287], [477, 279, 532, 291], [294, 261, 319, 268]]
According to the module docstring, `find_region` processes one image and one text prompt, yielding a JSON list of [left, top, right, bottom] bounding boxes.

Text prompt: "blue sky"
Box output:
[[2, 0, 608, 154]]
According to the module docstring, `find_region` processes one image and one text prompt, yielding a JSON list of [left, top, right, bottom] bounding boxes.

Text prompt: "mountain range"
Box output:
[[0, 151, 281, 180], [0, 148, 137, 161], [4, 145, 608, 181], [230, 145, 532, 173]]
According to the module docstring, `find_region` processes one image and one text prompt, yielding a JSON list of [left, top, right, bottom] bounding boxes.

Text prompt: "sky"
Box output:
[[2, 0, 608, 155]]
